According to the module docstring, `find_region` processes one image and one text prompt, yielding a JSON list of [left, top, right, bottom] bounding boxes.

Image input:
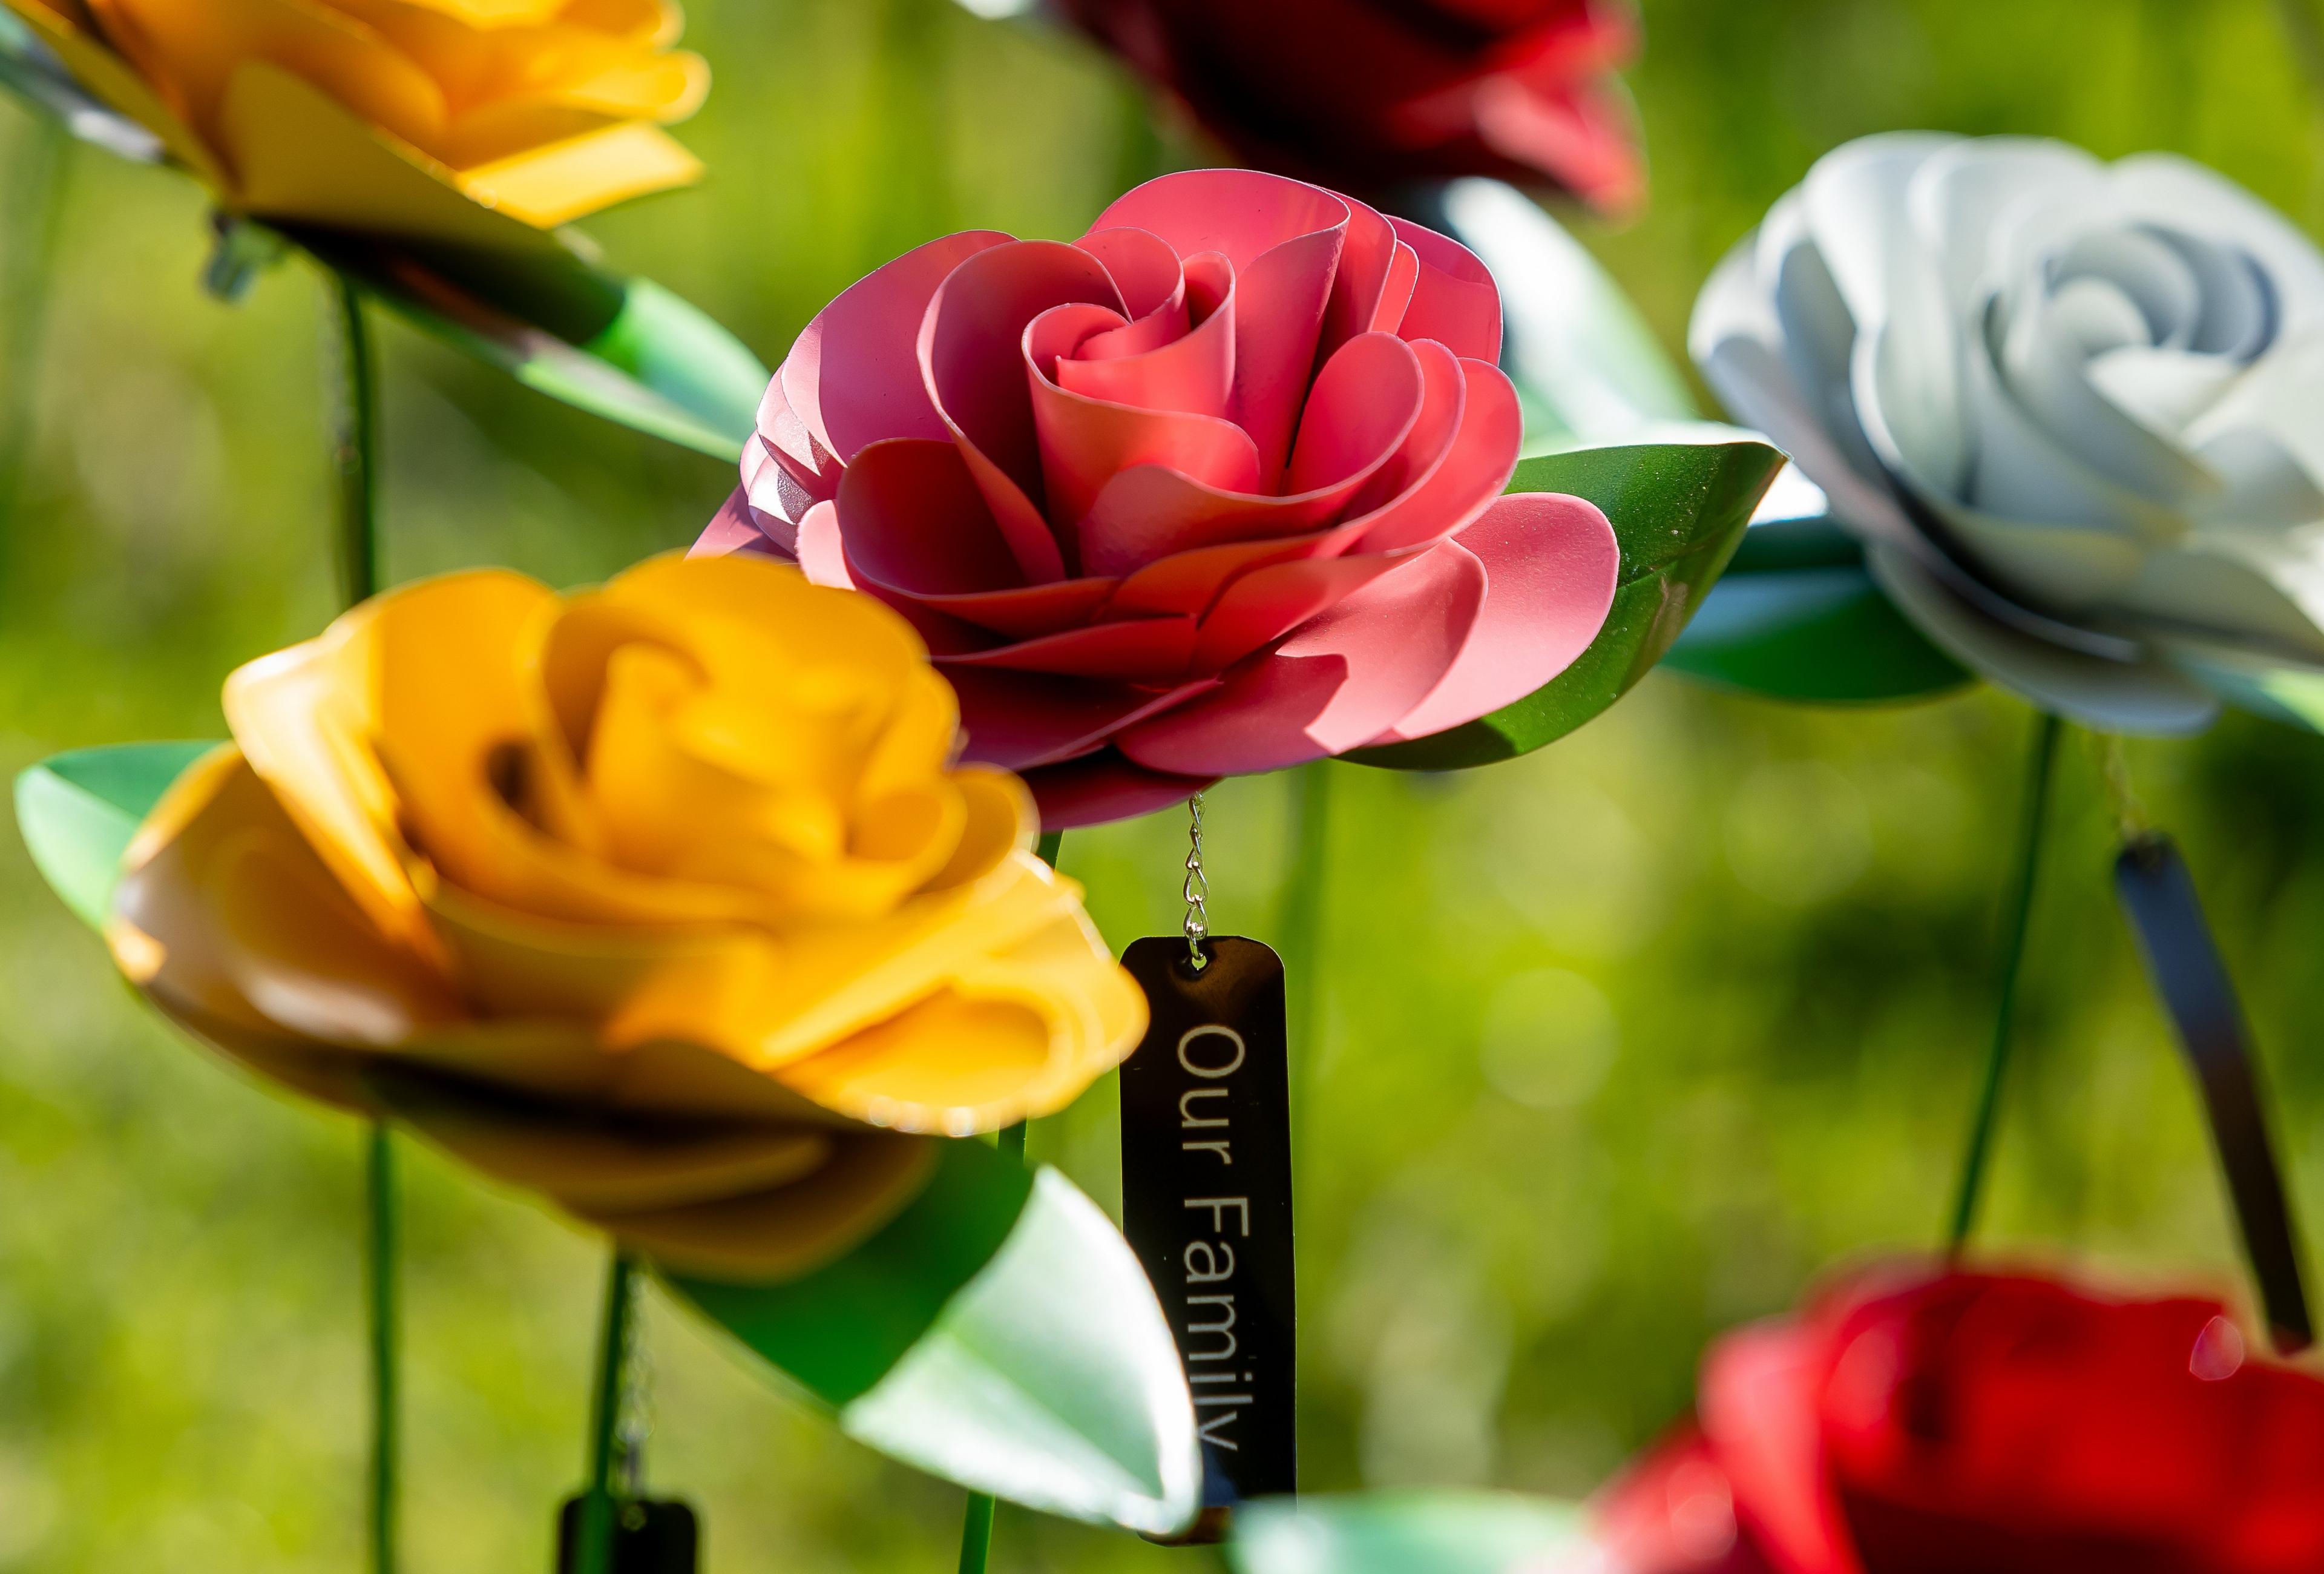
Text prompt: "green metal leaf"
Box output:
[[1661, 515, 1972, 703], [15, 742, 218, 930], [663, 1150, 1200, 1536], [1351, 433, 1785, 769], [1230, 1492, 1594, 1574], [294, 228, 768, 461]]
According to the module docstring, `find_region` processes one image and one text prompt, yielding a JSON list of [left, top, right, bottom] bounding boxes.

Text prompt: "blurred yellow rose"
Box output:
[[3, 0, 707, 244], [108, 555, 1146, 1279]]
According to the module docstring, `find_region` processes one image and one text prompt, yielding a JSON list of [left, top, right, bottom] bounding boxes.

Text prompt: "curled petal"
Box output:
[[1049, 252, 1235, 420], [1073, 225, 1191, 336], [691, 484, 790, 561], [1390, 216, 1503, 361], [946, 667, 1219, 771], [1868, 543, 2216, 734], [1118, 542, 1486, 776], [771, 229, 1014, 499], [941, 616, 1199, 682], [1370, 490, 1620, 744], [1029, 307, 1264, 541]]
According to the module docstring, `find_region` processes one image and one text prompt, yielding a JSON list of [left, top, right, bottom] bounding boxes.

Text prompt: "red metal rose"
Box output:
[[1055, 0, 1641, 209], [1597, 1268, 2324, 1574]]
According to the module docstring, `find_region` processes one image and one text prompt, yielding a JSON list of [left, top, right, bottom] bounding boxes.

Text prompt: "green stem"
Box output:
[[1946, 710, 2063, 1253], [955, 1493, 997, 1574], [327, 271, 380, 605], [364, 1124, 399, 1574], [329, 266, 397, 1574], [576, 1253, 638, 1574], [1279, 763, 1332, 1164], [0, 114, 68, 535], [957, 834, 1052, 1574]]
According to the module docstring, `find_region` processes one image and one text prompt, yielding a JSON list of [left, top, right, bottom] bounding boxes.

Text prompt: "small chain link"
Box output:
[[2096, 733, 2151, 845], [1181, 791, 1209, 972]]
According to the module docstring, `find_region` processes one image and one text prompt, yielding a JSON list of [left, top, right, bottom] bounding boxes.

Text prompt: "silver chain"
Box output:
[[1181, 791, 1209, 972]]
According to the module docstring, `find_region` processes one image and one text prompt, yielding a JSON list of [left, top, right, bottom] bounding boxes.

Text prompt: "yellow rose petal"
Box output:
[[123, 556, 1149, 1277], [90, 0, 448, 152], [562, 1130, 936, 1281], [217, 59, 565, 247], [111, 747, 460, 1108], [367, 1065, 835, 1213], [455, 117, 699, 228]]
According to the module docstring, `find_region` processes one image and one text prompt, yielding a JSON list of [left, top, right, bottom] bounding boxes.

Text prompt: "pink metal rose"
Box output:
[[695, 169, 1619, 827]]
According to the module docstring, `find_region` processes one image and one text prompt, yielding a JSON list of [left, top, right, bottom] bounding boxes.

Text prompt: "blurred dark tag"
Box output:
[[1120, 936, 1296, 1542], [555, 1497, 698, 1573], [2115, 834, 2313, 1352]]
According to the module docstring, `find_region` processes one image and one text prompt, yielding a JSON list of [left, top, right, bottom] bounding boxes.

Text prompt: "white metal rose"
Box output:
[[1692, 133, 2324, 733]]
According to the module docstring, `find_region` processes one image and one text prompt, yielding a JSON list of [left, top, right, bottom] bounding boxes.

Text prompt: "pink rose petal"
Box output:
[[1025, 750, 1219, 830], [1354, 357, 1523, 554], [1028, 309, 1264, 542], [1369, 489, 1620, 743], [1189, 552, 1408, 672], [773, 229, 1013, 499], [1093, 168, 1350, 275], [1067, 332, 1428, 581], [1318, 193, 1402, 357], [940, 614, 1198, 680], [794, 499, 855, 589], [1117, 541, 1487, 775], [1285, 331, 1426, 495], [690, 484, 791, 561], [1095, 170, 1365, 487], [1075, 225, 1187, 324], [1101, 516, 1377, 619], [1052, 253, 1236, 418], [920, 239, 1124, 582], [1391, 216, 1503, 361], [948, 667, 1219, 770], [838, 438, 1024, 594]]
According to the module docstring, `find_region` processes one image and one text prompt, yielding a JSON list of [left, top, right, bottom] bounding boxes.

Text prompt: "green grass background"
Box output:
[[2, 0, 2323, 1567]]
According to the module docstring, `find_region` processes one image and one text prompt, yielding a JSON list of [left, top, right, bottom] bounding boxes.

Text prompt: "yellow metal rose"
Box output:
[[108, 555, 1146, 1280], [2, 0, 707, 243]]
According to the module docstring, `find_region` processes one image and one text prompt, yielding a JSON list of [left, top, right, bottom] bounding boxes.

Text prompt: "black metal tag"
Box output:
[[555, 1497, 698, 1573], [1120, 936, 1296, 1540], [2115, 834, 2312, 1352]]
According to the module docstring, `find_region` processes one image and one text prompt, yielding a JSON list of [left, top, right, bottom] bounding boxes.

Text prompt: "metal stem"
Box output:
[[956, 833, 1052, 1573], [363, 1124, 399, 1574], [329, 267, 397, 1574], [0, 114, 68, 535], [1947, 710, 2063, 1252], [327, 272, 379, 605], [955, 1493, 997, 1574], [576, 1254, 638, 1574]]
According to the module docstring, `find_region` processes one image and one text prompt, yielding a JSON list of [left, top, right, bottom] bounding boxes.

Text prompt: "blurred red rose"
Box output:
[[695, 168, 1619, 828], [1595, 1268, 2324, 1574], [1054, 0, 1641, 210]]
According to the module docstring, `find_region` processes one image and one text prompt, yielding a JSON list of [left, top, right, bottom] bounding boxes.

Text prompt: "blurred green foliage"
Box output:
[[2, 0, 2323, 1568]]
